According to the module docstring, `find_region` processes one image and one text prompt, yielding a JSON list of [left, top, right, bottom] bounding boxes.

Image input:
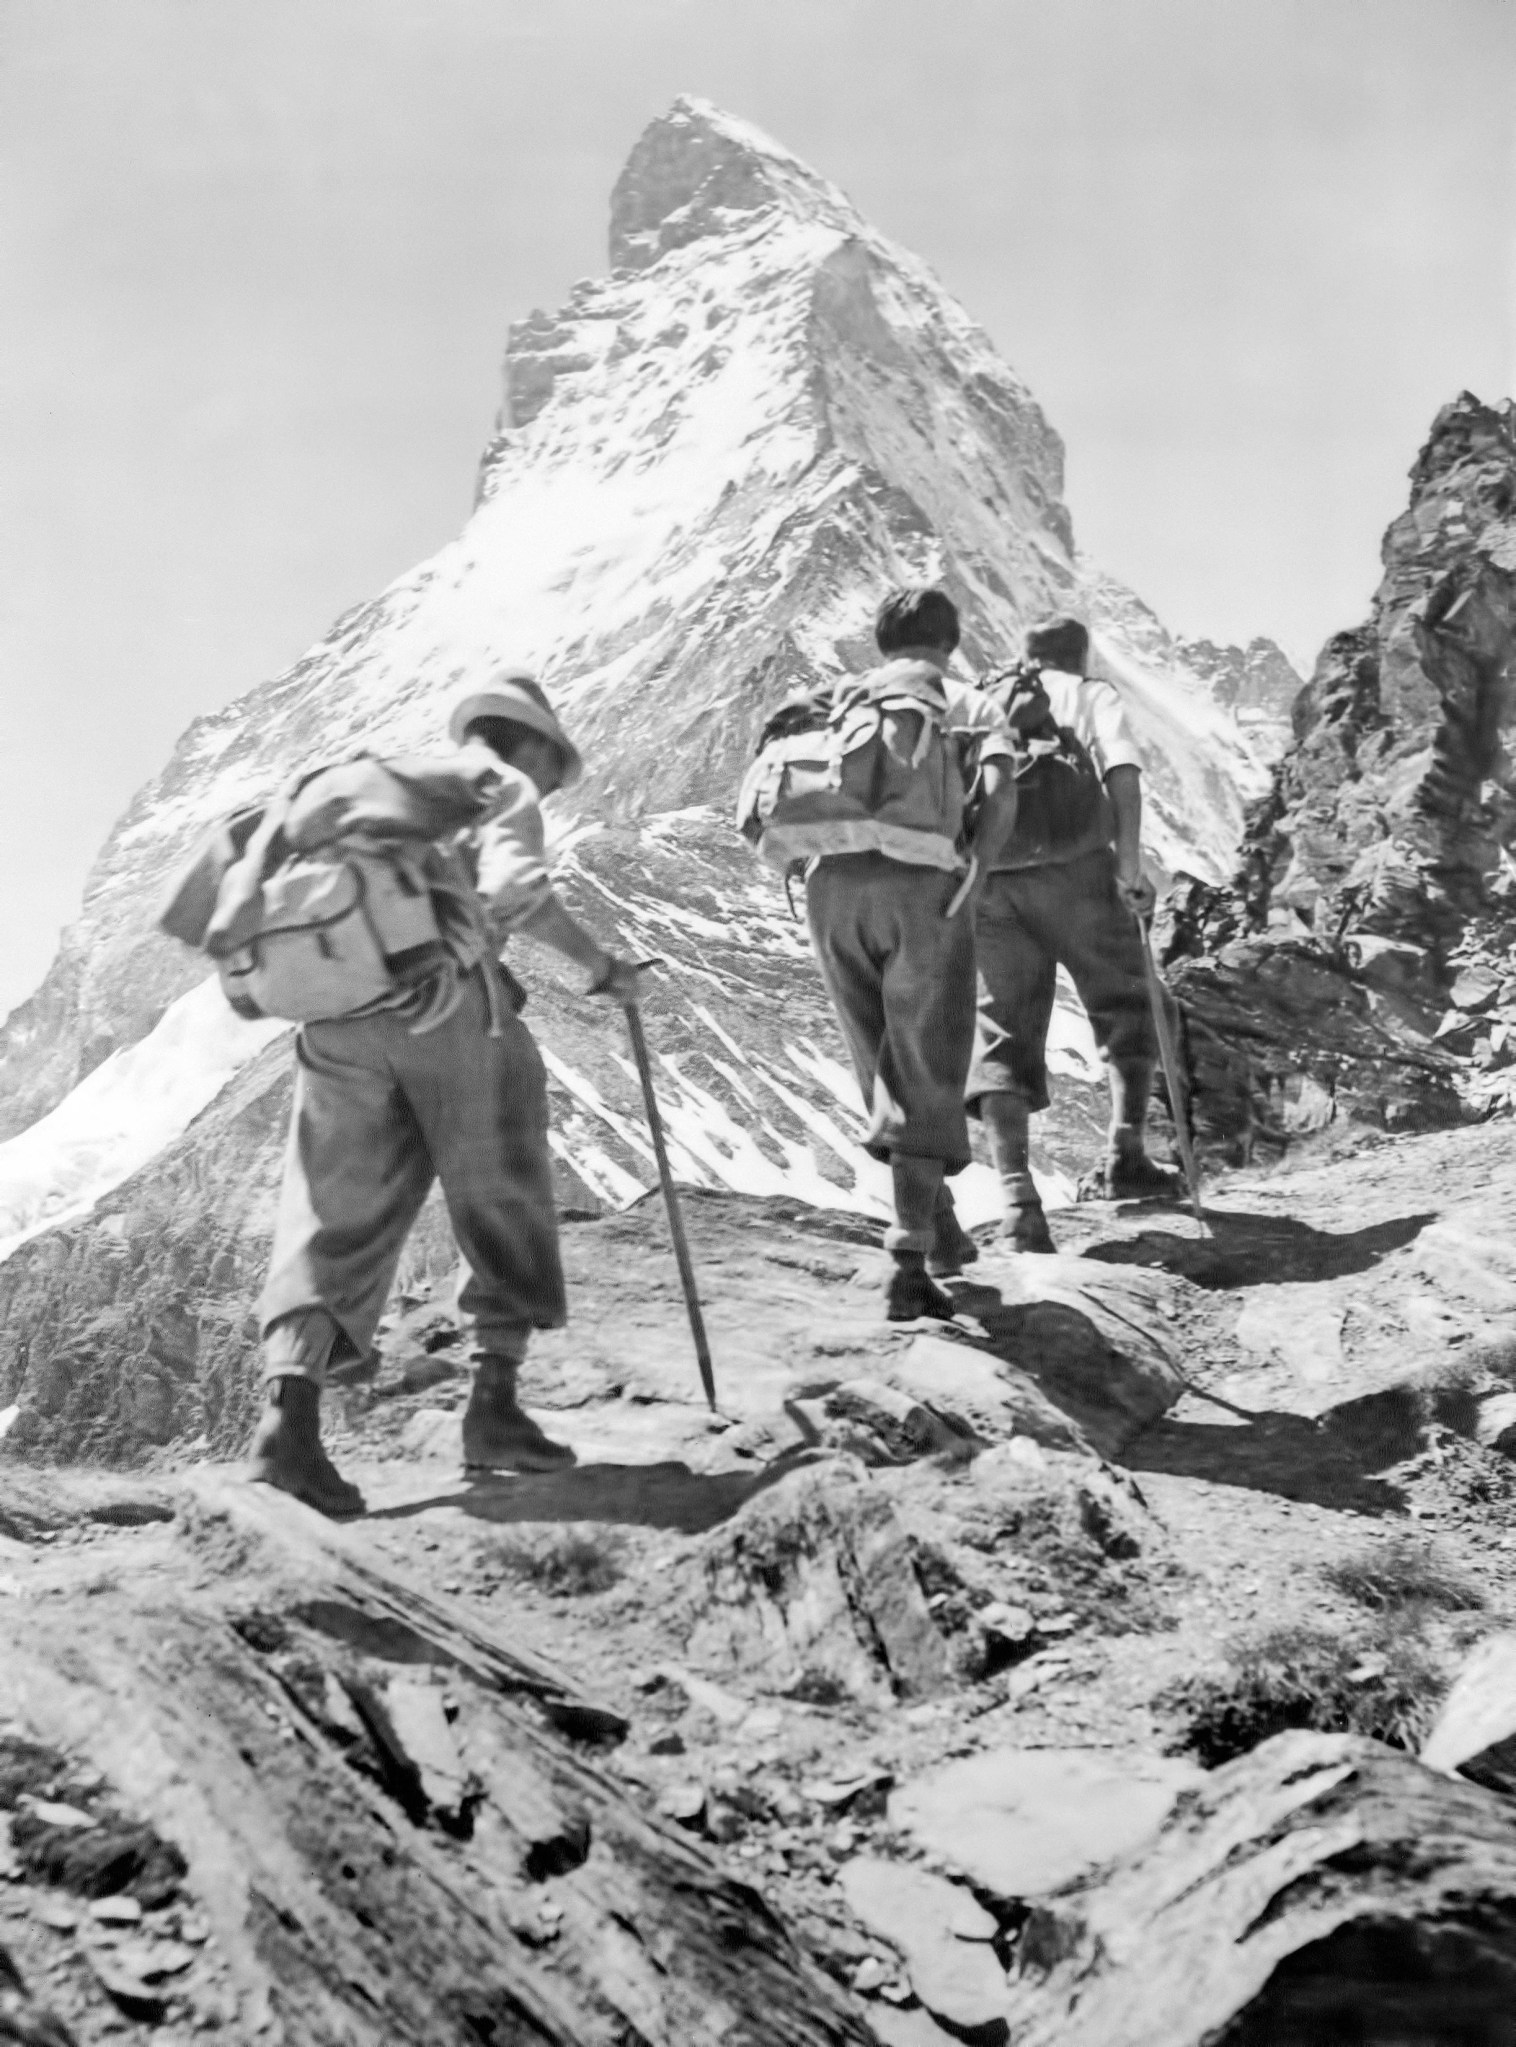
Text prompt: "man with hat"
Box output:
[[967, 615, 1179, 1252], [247, 671, 643, 1517]]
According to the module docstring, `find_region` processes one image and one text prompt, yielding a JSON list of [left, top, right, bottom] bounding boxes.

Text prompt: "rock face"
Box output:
[[1164, 394, 1516, 1157], [1174, 634, 1303, 760], [1001, 1730, 1516, 2046], [0, 1471, 873, 2045]]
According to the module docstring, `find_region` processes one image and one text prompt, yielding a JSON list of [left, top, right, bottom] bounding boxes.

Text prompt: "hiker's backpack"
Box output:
[[735, 659, 977, 874], [158, 755, 490, 1023], [988, 663, 1111, 867]]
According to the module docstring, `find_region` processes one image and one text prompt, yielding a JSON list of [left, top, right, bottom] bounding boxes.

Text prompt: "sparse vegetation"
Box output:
[[489, 1526, 627, 1598], [1322, 1536, 1484, 1617], [1159, 1622, 1447, 1767]]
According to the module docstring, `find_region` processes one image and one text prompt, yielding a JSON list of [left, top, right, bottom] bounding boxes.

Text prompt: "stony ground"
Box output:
[[7, 1117, 1516, 2041]]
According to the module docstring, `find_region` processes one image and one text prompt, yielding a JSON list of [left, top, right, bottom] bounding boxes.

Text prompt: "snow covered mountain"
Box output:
[[0, 100, 1274, 1454]]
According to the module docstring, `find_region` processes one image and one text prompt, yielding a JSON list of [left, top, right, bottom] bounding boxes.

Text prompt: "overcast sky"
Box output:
[[2, 0, 1512, 1019]]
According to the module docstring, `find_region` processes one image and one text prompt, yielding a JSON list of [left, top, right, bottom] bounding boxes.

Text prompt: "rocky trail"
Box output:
[[8, 1120, 1516, 2042]]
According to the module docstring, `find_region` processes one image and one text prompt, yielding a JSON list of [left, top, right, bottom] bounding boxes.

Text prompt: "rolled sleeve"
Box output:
[[470, 764, 556, 934], [1079, 678, 1144, 778]]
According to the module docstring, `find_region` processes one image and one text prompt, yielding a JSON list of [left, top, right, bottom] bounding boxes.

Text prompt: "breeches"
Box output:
[[258, 972, 566, 1367]]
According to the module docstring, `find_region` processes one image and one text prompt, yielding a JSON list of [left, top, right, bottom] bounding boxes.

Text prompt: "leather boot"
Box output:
[[885, 1250, 956, 1323], [981, 1092, 1054, 1253], [1082, 1061, 1181, 1201], [462, 1356, 576, 1473], [247, 1376, 366, 1519], [884, 1154, 956, 1318], [926, 1183, 979, 1279]]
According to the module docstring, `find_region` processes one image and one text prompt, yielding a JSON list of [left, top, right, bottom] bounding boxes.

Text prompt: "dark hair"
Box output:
[[466, 715, 552, 764], [875, 586, 960, 656], [1024, 615, 1089, 672]]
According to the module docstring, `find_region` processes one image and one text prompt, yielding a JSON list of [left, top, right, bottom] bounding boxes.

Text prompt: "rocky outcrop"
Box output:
[[999, 1730, 1516, 2045], [1164, 394, 1516, 1157], [1174, 634, 1303, 760], [0, 1471, 872, 2045]]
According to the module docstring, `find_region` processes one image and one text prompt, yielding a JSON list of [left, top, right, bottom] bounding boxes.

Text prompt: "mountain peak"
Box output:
[[608, 97, 858, 272]]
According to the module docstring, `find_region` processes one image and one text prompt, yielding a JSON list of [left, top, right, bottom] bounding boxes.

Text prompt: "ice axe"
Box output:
[[623, 994, 718, 1412], [1134, 909, 1206, 1230]]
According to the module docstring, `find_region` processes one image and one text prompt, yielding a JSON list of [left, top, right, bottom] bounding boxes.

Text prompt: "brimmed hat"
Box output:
[[449, 670, 583, 789]]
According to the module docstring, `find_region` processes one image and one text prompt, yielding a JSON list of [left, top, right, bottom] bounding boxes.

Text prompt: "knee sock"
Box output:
[[887, 1154, 946, 1256], [1108, 1061, 1153, 1157], [980, 1093, 1040, 1209]]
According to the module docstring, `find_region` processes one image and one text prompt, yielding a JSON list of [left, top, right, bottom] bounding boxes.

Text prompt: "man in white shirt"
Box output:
[[967, 615, 1178, 1250]]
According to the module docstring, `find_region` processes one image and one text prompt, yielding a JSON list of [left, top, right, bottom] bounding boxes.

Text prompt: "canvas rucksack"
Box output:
[[987, 663, 1111, 868], [735, 658, 977, 877], [158, 754, 491, 1024]]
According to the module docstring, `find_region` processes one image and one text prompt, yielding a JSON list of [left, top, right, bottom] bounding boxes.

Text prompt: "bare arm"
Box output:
[[514, 892, 642, 1003], [1105, 764, 1154, 913]]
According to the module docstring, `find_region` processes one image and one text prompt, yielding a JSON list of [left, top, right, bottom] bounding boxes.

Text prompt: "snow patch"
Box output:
[[0, 980, 287, 1264]]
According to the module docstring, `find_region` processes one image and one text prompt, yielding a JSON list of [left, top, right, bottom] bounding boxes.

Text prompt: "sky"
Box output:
[[2, 0, 1512, 1019]]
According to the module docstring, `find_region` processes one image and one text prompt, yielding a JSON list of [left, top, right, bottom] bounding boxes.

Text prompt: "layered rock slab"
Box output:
[[1000, 1730, 1516, 2046], [0, 1471, 872, 2045]]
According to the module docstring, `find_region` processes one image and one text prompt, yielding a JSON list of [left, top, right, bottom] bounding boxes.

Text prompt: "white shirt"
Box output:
[[1036, 668, 1144, 779]]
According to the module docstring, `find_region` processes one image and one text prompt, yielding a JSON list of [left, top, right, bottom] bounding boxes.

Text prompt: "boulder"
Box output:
[[890, 1748, 1200, 1902], [891, 1337, 1094, 1455], [688, 1459, 951, 1703], [971, 1258, 1188, 1457], [820, 1378, 975, 1464], [1421, 1631, 1516, 1795], [1000, 1730, 1516, 2047], [1475, 1390, 1516, 1459], [840, 1857, 1006, 2037]]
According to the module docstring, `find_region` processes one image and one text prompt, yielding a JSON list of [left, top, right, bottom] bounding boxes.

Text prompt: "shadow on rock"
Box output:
[[368, 1449, 823, 1536], [1082, 1208, 1435, 1289], [1123, 1382, 1454, 1515]]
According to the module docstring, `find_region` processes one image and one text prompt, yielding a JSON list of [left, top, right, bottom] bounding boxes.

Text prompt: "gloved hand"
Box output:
[[584, 954, 648, 1007], [1116, 864, 1157, 918]]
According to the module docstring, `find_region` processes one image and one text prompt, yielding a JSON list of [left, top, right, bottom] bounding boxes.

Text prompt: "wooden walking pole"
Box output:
[[625, 1003, 718, 1411], [1136, 912, 1206, 1229]]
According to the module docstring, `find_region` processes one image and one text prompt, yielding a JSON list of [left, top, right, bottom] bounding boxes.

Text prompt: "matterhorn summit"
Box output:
[[0, 101, 1273, 1455]]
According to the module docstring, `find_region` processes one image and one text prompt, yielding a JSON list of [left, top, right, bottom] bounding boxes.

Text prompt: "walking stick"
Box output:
[[625, 1002, 718, 1411], [1135, 911, 1206, 1229]]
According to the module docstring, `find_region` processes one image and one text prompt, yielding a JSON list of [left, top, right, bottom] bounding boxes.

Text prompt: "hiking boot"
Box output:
[[462, 1357, 576, 1474], [885, 1252, 956, 1323], [1080, 1152, 1184, 1203], [247, 1376, 366, 1520], [926, 1197, 980, 1279], [1002, 1197, 1056, 1254]]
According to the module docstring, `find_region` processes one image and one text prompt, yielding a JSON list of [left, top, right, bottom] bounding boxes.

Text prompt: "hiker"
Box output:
[[737, 586, 1018, 1321], [242, 674, 643, 1517], [967, 614, 1178, 1252]]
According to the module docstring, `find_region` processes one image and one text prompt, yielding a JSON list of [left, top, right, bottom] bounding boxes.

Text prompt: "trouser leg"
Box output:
[[258, 1018, 436, 1362], [886, 1153, 945, 1255], [392, 978, 567, 1363], [981, 1091, 1055, 1253], [261, 1306, 343, 1389]]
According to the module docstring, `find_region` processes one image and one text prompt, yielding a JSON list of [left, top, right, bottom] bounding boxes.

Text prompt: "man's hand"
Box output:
[[585, 953, 649, 1007], [1115, 860, 1157, 919]]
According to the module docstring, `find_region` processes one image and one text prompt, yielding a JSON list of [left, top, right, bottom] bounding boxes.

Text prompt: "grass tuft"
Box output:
[[1159, 1622, 1446, 1768], [1322, 1537, 1484, 1617], [489, 1527, 626, 1598]]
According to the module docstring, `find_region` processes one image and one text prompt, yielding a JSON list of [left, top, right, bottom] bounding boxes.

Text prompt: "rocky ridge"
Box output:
[[10, 1120, 1516, 2040], [1163, 392, 1516, 1158]]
